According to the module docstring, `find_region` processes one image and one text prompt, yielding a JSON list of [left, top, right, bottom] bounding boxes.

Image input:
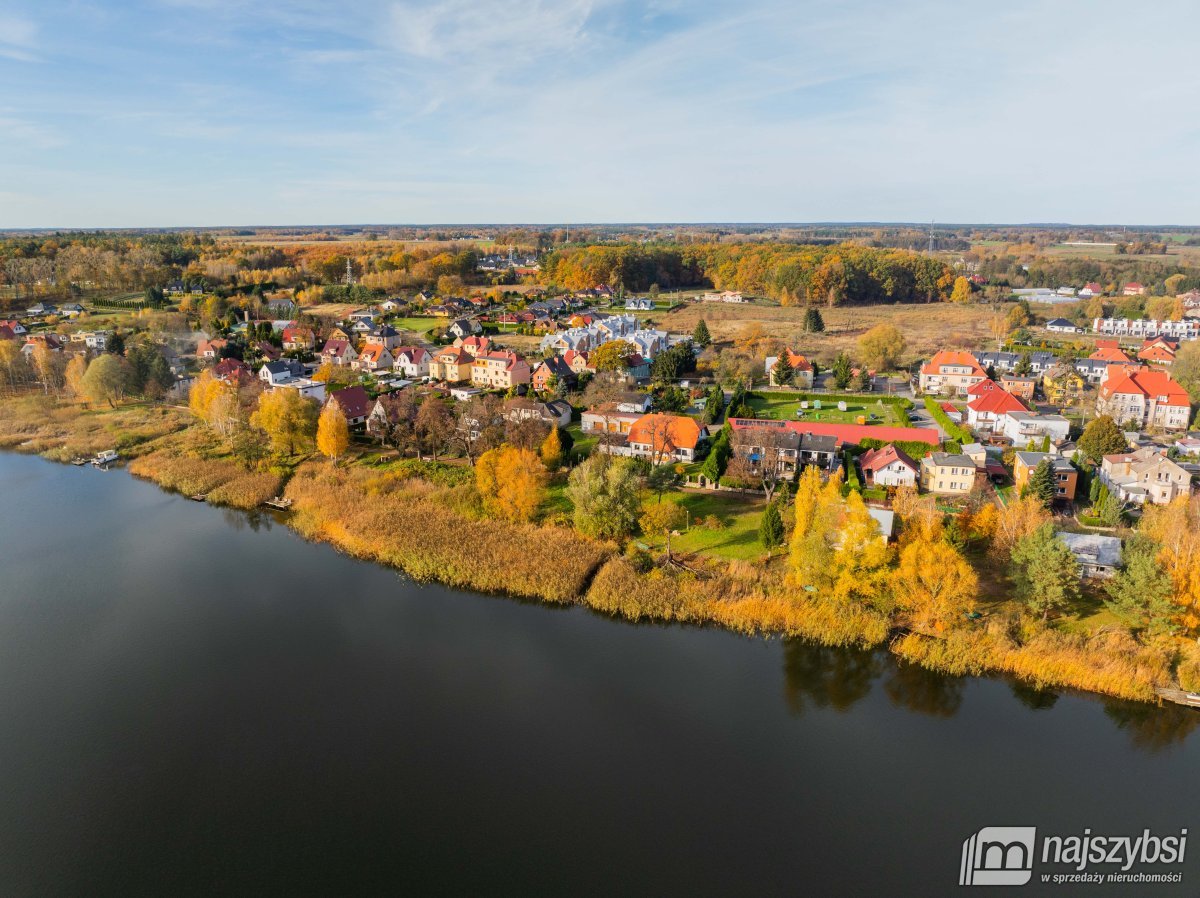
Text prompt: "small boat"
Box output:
[[92, 449, 119, 467], [71, 457, 88, 466], [263, 496, 293, 510]]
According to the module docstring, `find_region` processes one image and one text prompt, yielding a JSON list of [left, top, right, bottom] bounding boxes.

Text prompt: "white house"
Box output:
[[392, 346, 430, 378]]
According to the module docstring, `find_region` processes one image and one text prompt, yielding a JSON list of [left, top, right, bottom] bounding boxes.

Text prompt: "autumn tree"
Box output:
[[949, 276, 973, 304], [857, 324, 906, 373], [787, 466, 842, 591], [476, 446, 547, 523], [1140, 497, 1200, 635], [989, 495, 1051, 562], [80, 353, 130, 408], [415, 395, 454, 461], [892, 524, 978, 631], [591, 339, 635, 372], [640, 500, 687, 559], [827, 491, 892, 607], [540, 426, 563, 471], [64, 354, 89, 400], [567, 455, 642, 539], [317, 397, 350, 462], [250, 389, 318, 455]]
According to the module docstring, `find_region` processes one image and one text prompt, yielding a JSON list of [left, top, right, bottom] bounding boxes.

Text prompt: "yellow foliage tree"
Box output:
[[250, 389, 318, 456], [893, 534, 978, 631], [188, 369, 221, 420], [949, 276, 973, 304], [787, 466, 843, 591], [989, 495, 1051, 562], [827, 491, 893, 607], [65, 354, 89, 400], [476, 446, 547, 523], [540, 426, 563, 471], [1141, 497, 1200, 634], [317, 398, 350, 462]]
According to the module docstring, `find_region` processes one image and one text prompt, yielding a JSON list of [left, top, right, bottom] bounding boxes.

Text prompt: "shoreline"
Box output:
[[0, 396, 1188, 708]]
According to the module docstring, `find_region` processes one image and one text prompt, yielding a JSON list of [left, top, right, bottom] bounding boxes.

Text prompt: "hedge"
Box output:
[[923, 396, 973, 443]]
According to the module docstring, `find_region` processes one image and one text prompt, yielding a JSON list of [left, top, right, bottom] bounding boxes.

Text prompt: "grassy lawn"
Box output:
[[746, 392, 901, 424], [566, 422, 597, 459], [387, 316, 441, 334], [641, 490, 767, 561]]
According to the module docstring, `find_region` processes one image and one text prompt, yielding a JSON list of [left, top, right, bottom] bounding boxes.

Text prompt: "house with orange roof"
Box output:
[[1088, 343, 1132, 365], [1137, 337, 1177, 367], [197, 338, 228, 360], [1096, 367, 1191, 431], [966, 388, 1028, 431], [562, 349, 593, 374], [619, 413, 707, 464], [919, 350, 987, 395], [765, 348, 815, 388], [281, 325, 315, 352], [353, 343, 394, 372]]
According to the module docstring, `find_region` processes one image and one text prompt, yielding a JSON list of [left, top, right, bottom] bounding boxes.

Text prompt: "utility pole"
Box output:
[[928, 220, 935, 254]]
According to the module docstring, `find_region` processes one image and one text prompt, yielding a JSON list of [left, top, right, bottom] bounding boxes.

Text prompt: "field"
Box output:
[[746, 392, 905, 424], [661, 301, 1000, 365]]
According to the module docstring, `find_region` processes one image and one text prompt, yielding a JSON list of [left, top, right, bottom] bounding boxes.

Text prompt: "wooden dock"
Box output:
[[1155, 688, 1200, 709], [263, 497, 293, 510]]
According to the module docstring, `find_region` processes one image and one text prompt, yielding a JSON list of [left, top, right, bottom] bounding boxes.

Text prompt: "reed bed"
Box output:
[[0, 397, 187, 460], [284, 463, 610, 603]]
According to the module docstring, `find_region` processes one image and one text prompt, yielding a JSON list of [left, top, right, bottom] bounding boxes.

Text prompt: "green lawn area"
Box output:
[[746, 392, 903, 424], [387, 316, 441, 334], [566, 422, 597, 459], [640, 490, 767, 561]]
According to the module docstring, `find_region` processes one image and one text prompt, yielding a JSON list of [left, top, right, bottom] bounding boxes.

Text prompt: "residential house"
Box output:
[[454, 334, 492, 357], [765, 348, 816, 388], [966, 387, 1028, 431], [470, 350, 531, 390], [1042, 365, 1085, 407], [581, 406, 644, 435], [365, 324, 404, 351], [1100, 449, 1193, 505], [700, 291, 746, 303], [1137, 336, 1178, 367], [1058, 533, 1122, 579], [281, 326, 315, 352], [859, 444, 919, 488], [1122, 282, 1147, 297], [320, 339, 358, 368], [1045, 318, 1084, 334], [354, 343, 394, 372], [1013, 452, 1078, 502], [366, 391, 413, 440], [1093, 317, 1200, 341], [975, 350, 1061, 378], [327, 385, 371, 426], [1079, 283, 1104, 298], [1175, 436, 1200, 458], [448, 318, 482, 339], [1000, 375, 1038, 402], [531, 355, 575, 392], [1179, 290, 1200, 315], [253, 341, 281, 362], [392, 346, 430, 379], [270, 378, 326, 403], [1073, 357, 1110, 385], [727, 418, 939, 450], [562, 349, 593, 375], [197, 338, 228, 361], [428, 347, 474, 383], [0, 319, 28, 336], [625, 297, 654, 311], [920, 452, 978, 495], [999, 412, 1071, 446], [622, 414, 707, 463], [59, 303, 85, 318], [259, 359, 306, 386], [919, 350, 987, 395], [379, 298, 402, 313], [348, 309, 376, 324], [25, 302, 56, 317], [1095, 367, 1191, 431], [503, 397, 572, 429], [1088, 341, 1133, 366], [213, 358, 251, 384]]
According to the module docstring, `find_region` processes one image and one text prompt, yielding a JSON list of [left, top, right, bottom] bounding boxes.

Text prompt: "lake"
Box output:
[[0, 451, 1196, 897]]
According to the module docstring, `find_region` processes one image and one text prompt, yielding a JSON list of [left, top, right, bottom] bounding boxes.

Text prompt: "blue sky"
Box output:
[[2, 0, 1199, 227]]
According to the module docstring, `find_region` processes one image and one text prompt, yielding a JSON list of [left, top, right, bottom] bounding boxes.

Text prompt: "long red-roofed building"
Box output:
[[727, 418, 939, 448]]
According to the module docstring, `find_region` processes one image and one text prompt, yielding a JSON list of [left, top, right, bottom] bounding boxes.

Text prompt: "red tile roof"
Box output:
[[728, 418, 939, 447], [328, 385, 370, 419], [967, 389, 1028, 416], [1100, 367, 1189, 406], [860, 444, 918, 476]]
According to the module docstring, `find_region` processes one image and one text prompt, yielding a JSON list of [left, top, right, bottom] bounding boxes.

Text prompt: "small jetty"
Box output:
[[1155, 688, 1200, 709], [263, 496, 293, 511], [71, 457, 88, 466], [189, 494, 207, 502]]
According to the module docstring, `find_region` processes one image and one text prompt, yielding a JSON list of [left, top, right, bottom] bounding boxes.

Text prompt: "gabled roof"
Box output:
[[967, 388, 1028, 416], [727, 418, 939, 448], [322, 338, 354, 358], [921, 350, 986, 377], [1100, 367, 1190, 406], [1089, 344, 1133, 364], [358, 344, 390, 363], [779, 348, 814, 372], [860, 444, 918, 475], [627, 413, 704, 451], [394, 346, 429, 363], [328, 385, 370, 419], [967, 378, 1001, 396]]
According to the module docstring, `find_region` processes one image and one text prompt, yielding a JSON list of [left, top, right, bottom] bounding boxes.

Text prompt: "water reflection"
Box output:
[[883, 661, 964, 718], [1103, 699, 1200, 752], [1009, 682, 1060, 711], [782, 640, 883, 714], [220, 508, 275, 532]]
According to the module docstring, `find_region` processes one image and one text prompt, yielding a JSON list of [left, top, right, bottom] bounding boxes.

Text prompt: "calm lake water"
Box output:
[[0, 451, 1197, 897]]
